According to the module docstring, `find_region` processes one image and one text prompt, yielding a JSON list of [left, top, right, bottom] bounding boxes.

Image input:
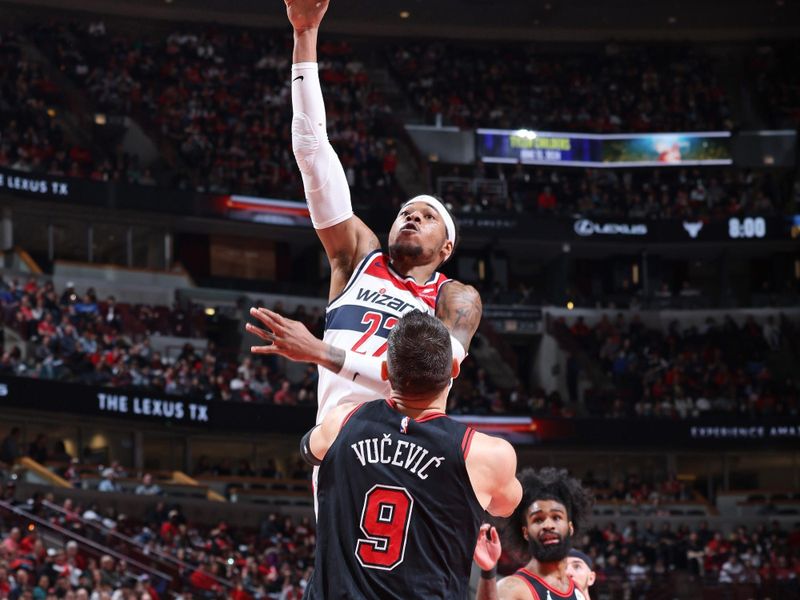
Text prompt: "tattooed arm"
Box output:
[[436, 281, 483, 351]]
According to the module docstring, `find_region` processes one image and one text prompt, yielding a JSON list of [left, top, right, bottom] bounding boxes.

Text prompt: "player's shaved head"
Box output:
[[387, 311, 452, 396]]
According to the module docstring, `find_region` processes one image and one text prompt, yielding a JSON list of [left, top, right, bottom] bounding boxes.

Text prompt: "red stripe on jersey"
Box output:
[[513, 573, 541, 600], [385, 399, 446, 423], [415, 412, 447, 423], [362, 257, 447, 310], [518, 569, 576, 598], [461, 427, 476, 458], [341, 403, 367, 428]]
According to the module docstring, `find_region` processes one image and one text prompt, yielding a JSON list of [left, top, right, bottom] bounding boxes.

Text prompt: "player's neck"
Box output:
[[388, 257, 438, 285], [389, 393, 447, 419], [524, 557, 571, 588]]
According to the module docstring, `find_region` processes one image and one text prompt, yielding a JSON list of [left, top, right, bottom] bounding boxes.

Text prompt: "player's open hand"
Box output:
[[473, 524, 501, 571], [247, 307, 321, 363], [285, 0, 330, 32]]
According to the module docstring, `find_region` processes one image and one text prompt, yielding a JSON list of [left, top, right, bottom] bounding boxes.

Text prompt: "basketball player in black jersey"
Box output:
[[300, 311, 522, 599], [475, 467, 593, 600]]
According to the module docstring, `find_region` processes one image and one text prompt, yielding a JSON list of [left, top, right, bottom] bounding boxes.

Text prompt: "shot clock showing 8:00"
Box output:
[[728, 216, 767, 239]]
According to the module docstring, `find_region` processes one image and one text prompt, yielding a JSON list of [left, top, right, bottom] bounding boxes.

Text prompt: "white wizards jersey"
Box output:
[[316, 250, 451, 423]]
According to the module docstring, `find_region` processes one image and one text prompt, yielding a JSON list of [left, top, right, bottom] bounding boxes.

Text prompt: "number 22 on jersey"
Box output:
[[350, 312, 398, 357]]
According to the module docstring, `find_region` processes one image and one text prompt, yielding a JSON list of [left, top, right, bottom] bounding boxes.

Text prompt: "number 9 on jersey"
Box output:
[[355, 484, 414, 571]]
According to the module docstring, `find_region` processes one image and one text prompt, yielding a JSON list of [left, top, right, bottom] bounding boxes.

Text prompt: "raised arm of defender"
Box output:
[[286, 0, 379, 300]]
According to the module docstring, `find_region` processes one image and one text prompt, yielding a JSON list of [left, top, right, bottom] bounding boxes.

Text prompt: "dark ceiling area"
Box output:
[[4, 0, 800, 39]]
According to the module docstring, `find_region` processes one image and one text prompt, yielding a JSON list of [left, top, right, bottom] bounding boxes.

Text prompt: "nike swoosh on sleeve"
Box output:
[[293, 75, 304, 82]]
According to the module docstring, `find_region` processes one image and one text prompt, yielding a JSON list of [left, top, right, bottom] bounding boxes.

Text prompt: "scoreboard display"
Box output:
[[477, 129, 733, 167]]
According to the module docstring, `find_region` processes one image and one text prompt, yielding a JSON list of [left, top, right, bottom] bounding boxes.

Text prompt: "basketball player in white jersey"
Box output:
[[247, 0, 481, 423]]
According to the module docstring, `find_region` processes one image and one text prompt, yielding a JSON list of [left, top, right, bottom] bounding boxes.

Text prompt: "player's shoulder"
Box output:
[[322, 402, 363, 432], [438, 279, 481, 302], [469, 431, 516, 466], [497, 573, 533, 599]]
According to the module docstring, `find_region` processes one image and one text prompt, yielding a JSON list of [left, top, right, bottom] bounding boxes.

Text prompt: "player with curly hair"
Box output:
[[474, 467, 594, 600]]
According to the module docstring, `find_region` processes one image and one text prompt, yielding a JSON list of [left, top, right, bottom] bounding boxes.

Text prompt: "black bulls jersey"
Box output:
[[304, 399, 485, 600], [513, 568, 585, 600]]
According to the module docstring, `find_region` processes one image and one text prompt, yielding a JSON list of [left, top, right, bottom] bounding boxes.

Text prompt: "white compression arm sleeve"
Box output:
[[339, 351, 392, 397], [291, 62, 353, 229], [338, 335, 468, 396]]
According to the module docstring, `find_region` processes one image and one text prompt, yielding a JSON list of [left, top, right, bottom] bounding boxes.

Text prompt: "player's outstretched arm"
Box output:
[[247, 307, 392, 396], [286, 0, 379, 301], [247, 305, 473, 398], [436, 281, 482, 352]]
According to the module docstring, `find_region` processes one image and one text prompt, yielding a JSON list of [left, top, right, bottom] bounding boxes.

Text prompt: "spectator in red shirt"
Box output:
[[37, 313, 57, 337], [189, 562, 221, 594], [18, 530, 39, 555], [273, 380, 296, 406], [382, 148, 398, 184], [570, 316, 591, 339], [537, 185, 557, 211], [2, 527, 21, 555], [65, 540, 87, 570]]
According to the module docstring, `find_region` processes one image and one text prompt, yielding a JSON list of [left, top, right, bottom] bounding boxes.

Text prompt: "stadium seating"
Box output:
[[435, 163, 788, 219], [388, 41, 732, 132]]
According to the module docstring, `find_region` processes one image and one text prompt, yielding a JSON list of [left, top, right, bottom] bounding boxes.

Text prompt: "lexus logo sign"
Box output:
[[573, 219, 648, 237]]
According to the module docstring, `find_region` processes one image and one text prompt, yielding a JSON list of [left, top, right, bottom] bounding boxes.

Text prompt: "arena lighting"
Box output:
[[204, 307, 216, 316], [566, 301, 574, 310], [94, 113, 106, 126], [46, 108, 56, 118], [399, 10, 410, 19], [514, 129, 538, 140]]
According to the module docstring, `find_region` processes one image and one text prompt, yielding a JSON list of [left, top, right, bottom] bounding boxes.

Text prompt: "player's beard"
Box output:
[[388, 242, 424, 262], [528, 532, 572, 563]]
